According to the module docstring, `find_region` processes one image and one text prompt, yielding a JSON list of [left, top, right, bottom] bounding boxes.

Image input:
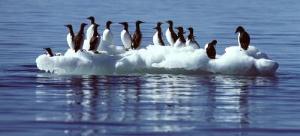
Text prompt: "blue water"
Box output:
[[1, 0, 300, 135]]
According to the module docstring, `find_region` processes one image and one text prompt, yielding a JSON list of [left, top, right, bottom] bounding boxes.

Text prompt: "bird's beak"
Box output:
[[235, 30, 238, 34], [153, 27, 157, 29]]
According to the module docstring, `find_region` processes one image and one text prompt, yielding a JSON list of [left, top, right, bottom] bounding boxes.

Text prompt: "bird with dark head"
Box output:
[[175, 26, 186, 43], [173, 26, 186, 47], [89, 23, 100, 52], [235, 26, 250, 50], [206, 40, 217, 59], [187, 27, 194, 40], [186, 27, 200, 49], [165, 20, 177, 45], [64, 24, 74, 37], [132, 20, 144, 49], [153, 22, 165, 46], [102, 20, 114, 44], [64, 24, 75, 50], [86, 16, 97, 44], [74, 23, 87, 52], [119, 22, 132, 50]]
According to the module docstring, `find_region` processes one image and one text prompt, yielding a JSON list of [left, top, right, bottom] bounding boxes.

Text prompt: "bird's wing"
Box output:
[[239, 32, 250, 50], [89, 36, 100, 50], [132, 32, 141, 48], [171, 30, 178, 42], [124, 32, 132, 49]]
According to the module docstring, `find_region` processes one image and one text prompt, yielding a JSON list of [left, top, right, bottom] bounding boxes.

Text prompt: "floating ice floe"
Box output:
[[36, 44, 279, 76]]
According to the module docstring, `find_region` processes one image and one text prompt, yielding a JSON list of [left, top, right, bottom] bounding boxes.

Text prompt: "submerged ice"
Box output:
[[36, 44, 279, 76]]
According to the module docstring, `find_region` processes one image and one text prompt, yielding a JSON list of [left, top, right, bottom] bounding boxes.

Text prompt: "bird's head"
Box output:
[[136, 20, 145, 24], [175, 26, 185, 34], [166, 20, 173, 25], [106, 21, 113, 26], [64, 24, 72, 29], [81, 23, 87, 27], [87, 16, 95, 24], [209, 40, 218, 46], [187, 27, 193, 31], [156, 22, 163, 27], [235, 26, 245, 33]]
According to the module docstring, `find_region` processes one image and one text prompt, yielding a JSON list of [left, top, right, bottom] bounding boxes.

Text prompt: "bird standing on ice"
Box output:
[[132, 20, 144, 49], [174, 26, 186, 47], [235, 26, 250, 50], [153, 22, 165, 46], [102, 21, 113, 44], [64, 24, 75, 50], [89, 24, 100, 53], [165, 20, 178, 46], [119, 22, 132, 51], [186, 27, 200, 49], [205, 40, 217, 59], [86, 16, 97, 41], [74, 23, 87, 52]]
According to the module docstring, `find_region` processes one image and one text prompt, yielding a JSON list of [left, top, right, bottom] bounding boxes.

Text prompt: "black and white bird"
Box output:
[[64, 24, 75, 50], [235, 26, 250, 50], [165, 20, 178, 46], [174, 26, 186, 47], [153, 22, 165, 46], [186, 27, 200, 49], [89, 24, 100, 52], [205, 40, 217, 59], [132, 20, 144, 49], [119, 22, 132, 50], [86, 16, 97, 41], [74, 23, 87, 52], [102, 21, 113, 44]]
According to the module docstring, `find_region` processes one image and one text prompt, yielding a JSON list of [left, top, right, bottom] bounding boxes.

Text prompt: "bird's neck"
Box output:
[[178, 33, 185, 42], [156, 27, 162, 33], [69, 28, 75, 37], [136, 24, 141, 32], [188, 32, 194, 40], [106, 24, 110, 30], [78, 25, 85, 34], [91, 20, 95, 25], [168, 24, 173, 29], [124, 26, 129, 32], [93, 27, 98, 36]]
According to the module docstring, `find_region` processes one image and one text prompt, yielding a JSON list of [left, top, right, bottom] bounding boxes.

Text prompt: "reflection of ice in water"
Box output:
[[34, 74, 277, 135]]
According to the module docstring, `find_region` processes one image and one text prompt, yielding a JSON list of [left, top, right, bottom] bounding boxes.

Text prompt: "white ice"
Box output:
[[36, 44, 279, 76]]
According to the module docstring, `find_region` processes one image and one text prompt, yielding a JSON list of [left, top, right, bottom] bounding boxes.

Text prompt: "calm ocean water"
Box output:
[[1, 0, 300, 135]]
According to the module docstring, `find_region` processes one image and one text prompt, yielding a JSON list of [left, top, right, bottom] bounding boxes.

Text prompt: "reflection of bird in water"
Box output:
[[67, 76, 100, 135]]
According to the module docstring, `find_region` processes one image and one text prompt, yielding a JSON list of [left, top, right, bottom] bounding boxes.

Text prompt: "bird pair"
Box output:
[[119, 21, 144, 50], [205, 26, 250, 59]]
